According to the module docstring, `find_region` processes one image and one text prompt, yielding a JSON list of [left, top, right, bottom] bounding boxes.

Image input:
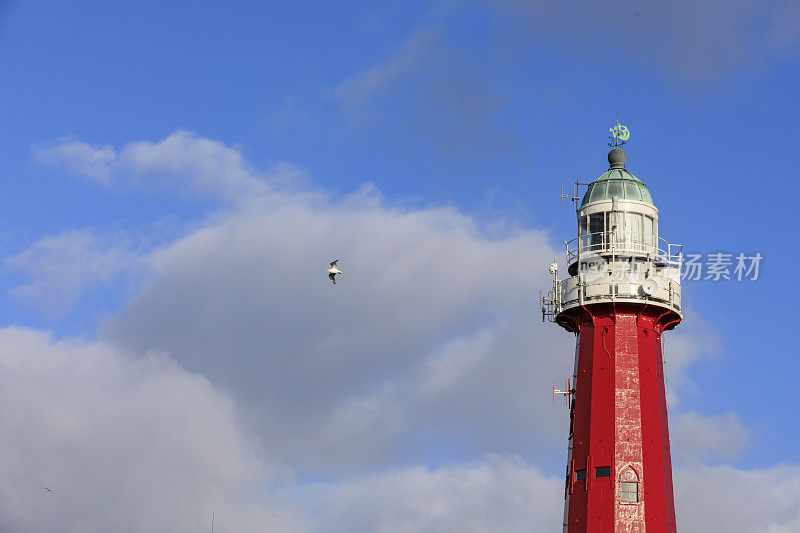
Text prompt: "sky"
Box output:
[[0, 0, 799, 531]]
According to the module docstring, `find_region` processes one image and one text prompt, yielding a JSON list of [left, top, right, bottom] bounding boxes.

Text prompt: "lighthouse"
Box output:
[[541, 122, 683, 532]]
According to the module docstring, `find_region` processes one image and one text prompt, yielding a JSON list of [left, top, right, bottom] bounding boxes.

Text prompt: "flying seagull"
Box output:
[[44, 488, 53, 493], [325, 260, 342, 285]]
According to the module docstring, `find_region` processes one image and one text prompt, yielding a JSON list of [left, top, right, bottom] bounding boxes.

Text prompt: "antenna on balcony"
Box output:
[[561, 183, 578, 207], [553, 378, 573, 407], [561, 178, 591, 210], [540, 258, 561, 322]]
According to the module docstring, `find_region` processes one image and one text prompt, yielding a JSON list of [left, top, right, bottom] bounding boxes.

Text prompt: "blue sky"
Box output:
[[0, 1, 798, 531]]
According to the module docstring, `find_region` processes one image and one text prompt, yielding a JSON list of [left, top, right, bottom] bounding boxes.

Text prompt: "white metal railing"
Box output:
[[565, 231, 682, 269], [557, 270, 683, 314]]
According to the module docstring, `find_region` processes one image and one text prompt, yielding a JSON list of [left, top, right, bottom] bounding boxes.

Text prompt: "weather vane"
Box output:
[[608, 111, 630, 148]]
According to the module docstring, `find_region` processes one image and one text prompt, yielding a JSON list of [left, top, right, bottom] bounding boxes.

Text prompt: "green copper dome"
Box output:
[[580, 148, 653, 207]]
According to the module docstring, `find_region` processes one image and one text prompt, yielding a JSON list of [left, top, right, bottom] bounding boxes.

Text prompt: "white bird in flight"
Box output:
[[326, 260, 342, 285]]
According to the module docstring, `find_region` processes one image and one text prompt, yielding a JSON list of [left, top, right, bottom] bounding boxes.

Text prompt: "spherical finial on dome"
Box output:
[[608, 148, 627, 169]]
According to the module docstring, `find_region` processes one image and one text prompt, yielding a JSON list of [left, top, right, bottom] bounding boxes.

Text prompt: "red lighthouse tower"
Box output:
[[542, 125, 683, 532]]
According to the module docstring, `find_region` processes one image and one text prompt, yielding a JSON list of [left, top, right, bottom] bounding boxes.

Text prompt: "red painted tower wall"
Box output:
[[558, 303, 679, 532]]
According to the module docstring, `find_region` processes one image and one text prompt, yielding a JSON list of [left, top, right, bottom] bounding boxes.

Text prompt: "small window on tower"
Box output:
[[620, 469, 639, 502], [596, 467, 610, 478], [575, 469, 586, 481]]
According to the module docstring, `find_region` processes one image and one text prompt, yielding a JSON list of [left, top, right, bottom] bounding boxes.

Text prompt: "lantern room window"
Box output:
[[589, 213, 605, 249], [577, 206, 658, 259], [626, 212, 643, 249], [644, 215, 655, 248]]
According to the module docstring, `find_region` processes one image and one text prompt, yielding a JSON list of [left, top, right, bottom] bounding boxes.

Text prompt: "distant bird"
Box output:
[[44, 488, 53, 493], [325, 260, 342, 285]]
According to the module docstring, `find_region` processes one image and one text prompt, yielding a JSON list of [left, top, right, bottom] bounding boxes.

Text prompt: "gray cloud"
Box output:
[[102, 183, 567, 473], [334, 29, 441, 109], [767, 1, 800, 48], [331, 26, 520, 165], [324, 0, 799, 176], [0, 327, 305, 533], [487, 0, 799, 84]]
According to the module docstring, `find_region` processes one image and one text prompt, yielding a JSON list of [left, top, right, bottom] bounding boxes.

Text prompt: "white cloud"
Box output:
[[4, 229, 142, 313], [291, 458, 800, 533], [35, 139, 115, 184], [34, 130, 303, 204], [662, 311, 721, 407], [670, 411, 750, 464], [295, 455, 563, 533], [117, 131, 274, 202], [675, 464, 800, 533], [0, 326, 305, 533]]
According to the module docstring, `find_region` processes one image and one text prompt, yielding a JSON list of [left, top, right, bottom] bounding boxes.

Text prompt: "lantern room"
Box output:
[[568, 148, 659, 276], [546, 146, 683, 321]]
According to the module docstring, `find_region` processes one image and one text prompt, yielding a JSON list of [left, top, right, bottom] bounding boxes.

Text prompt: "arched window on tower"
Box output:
[[620, 468, 639, 502]]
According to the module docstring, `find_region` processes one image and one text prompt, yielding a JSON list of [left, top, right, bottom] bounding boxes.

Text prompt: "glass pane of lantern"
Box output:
[[581, 184, 594, 205], [589, 213, 605, 249], [644, 216, 654, 248], [624, 181, 640, 201], [607, 180, 623, 199], [589, 182, 607, 203], [626, 213, 643, 248], [609, 211, 624, 245], [580, 216, 589, 251]]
